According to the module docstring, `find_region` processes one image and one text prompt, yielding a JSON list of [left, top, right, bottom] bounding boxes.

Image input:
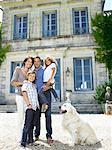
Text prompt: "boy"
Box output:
[[21, 71, 40, 148]]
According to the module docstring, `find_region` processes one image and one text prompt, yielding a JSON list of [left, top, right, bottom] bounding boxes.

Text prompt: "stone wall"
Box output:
[[0, 0, 108, 104]]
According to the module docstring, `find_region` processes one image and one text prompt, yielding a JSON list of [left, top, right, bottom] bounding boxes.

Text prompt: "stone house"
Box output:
[[0, 0, 107, 112]]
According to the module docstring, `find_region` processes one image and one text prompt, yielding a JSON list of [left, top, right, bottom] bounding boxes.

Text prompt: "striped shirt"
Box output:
[[22, 80, 39, 111]]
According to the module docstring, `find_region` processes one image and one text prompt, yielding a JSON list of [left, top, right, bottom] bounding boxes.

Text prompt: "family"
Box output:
[[11, 56, 59, 148]]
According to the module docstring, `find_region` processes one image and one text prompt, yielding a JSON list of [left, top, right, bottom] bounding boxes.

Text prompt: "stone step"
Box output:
[[0, 105, 17, 113], [51, 102, 103, 114], [0, 103, 103, 114]]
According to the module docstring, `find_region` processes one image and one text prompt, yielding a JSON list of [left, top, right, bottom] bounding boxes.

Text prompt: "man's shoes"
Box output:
[[42, 104, 48, 112], [47, 137, 54, 145], [20, 142, 26, 148], [35, 136, 39, 142]]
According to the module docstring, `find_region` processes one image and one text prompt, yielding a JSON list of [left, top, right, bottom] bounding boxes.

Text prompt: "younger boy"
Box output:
[[21, 71, 40, 148]]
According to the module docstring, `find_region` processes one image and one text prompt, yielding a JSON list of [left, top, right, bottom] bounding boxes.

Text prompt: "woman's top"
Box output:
[[11, 66, 27, 95]]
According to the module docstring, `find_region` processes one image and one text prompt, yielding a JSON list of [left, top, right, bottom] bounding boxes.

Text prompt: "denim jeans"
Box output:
[[21, 108, 39, 146], [35, 89, 52, 139], [50, 88, 58, 99], [38, 88, 49, 105]]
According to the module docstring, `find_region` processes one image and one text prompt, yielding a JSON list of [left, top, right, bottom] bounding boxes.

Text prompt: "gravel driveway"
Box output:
[[0, 113, 111, 150]]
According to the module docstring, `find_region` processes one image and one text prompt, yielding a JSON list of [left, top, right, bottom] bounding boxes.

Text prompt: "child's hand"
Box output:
[[27, 103, 32, 109]]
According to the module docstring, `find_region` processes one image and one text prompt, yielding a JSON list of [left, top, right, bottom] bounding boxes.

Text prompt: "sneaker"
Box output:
[[20, 143, 26, 148], [35, 136, 39, 142], [47, 137, 54, 145], [42, 104, 48, 112]]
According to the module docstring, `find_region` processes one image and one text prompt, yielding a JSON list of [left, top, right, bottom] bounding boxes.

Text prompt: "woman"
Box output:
[[11, 57, 34, 141]]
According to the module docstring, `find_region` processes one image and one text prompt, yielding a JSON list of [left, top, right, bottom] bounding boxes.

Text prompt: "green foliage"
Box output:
[[91, 13, 112, 78], [93, 78, 112, 104], [0, 25, 10, 66]]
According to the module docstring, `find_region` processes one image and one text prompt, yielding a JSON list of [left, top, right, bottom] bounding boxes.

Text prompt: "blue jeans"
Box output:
[[38, 88, 49, 105], [35, 89, 52, 139], [50, 88, 58, 99], [21, 108, 39, 146], [38, 87, 58, 105]]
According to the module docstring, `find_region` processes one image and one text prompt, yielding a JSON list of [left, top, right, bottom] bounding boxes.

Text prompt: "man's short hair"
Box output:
[[35, 56, 41, 61]]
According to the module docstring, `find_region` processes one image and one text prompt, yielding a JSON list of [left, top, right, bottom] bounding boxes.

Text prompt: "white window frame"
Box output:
[[13, 14, 28, 40], [73, 7, 89, 35], [43, 11, 57, 37], [74, 58, 93, 91]]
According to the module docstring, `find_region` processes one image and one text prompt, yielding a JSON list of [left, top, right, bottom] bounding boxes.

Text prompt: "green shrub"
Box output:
[[93, 78, 112, 104]]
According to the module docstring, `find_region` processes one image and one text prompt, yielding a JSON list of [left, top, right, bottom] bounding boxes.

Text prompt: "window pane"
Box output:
[[74, 11, 79, 16], [81, 11, 86, 16], [81, 17, 86, 22], [51, 13, 56, 19], [75, 17, 79, 23], [51, 19, 56, 24], [51, 26, 56, 30], [23, 16, 27, 21]]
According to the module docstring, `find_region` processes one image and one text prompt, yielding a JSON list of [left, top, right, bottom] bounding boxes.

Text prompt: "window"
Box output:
[[73, 8, 89, 35], [43, 11, 57, 37], [73, 58, 93, 91], [10, 61, 22, 93], [13, 15, 28, 40]]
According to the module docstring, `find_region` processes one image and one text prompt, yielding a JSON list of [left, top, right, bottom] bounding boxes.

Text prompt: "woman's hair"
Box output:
[[44, 56, 58, 68], [22, 57, 34, 68]]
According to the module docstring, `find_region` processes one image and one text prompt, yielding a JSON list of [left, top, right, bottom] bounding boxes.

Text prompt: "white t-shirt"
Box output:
[[43, 63, 56, 83]]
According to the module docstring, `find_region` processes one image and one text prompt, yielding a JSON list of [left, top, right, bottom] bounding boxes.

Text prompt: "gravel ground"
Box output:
[[0, 113, 112, 150]]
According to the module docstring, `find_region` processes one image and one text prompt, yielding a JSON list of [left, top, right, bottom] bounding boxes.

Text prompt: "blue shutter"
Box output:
[[23, 16, 27, 39], [13, 15, 17, 39], [51, 12, 57, 36], [42, 12, 45, 37]]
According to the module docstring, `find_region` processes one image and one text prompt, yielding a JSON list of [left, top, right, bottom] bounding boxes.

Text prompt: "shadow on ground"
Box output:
[[27, 140, 102, 150]]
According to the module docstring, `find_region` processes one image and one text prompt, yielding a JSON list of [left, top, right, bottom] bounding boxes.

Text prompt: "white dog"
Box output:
[[60, 103, 99, 146]]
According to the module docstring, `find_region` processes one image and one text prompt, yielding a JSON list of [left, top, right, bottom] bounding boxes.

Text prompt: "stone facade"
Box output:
[[0, 0, 108, 104]]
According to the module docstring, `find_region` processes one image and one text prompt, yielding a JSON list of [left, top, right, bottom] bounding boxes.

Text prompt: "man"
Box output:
[[34, 56, 53, 145]]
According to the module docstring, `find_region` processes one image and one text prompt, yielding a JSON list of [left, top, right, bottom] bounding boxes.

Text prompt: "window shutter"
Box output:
[[13, 15, 17, 40]]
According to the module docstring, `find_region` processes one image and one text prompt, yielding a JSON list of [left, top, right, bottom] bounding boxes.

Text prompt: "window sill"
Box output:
[[73, 90, 95, 94]]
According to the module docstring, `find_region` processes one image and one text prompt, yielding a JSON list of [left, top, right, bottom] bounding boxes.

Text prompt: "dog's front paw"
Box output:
[[69, 141, 77, 147], [69, 143, 74, 147]]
